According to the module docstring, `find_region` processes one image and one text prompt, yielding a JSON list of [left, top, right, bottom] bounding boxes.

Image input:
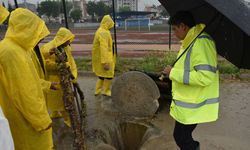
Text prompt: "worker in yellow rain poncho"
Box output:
[[0, 8, 53, 150], [41, 27, 77, 127], [0, 4, 9, 24], [0, 5, 14, 150], [92, 15, 115, 97]]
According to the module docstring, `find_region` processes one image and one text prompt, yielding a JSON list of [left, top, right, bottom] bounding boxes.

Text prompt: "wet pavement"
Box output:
[[53, 76, 250, 150]]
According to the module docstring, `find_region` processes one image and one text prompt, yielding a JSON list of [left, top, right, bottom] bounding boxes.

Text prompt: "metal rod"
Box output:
[[61, 0, 69, 29], [14, 0, 18, 8], [112, 0, 117, 55], [169, 24, 171, 50]]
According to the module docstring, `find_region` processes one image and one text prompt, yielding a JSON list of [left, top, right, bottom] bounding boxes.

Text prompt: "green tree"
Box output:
[[86, 1, 97, 21], [59, 1, 73, 17], [70, 8, 82, 22], [86, 1, 112, 21], [104, 4, 112, 15], [96, 1, 106, 18], [37, 1, 60, 19], [119, 6, 131, 12]]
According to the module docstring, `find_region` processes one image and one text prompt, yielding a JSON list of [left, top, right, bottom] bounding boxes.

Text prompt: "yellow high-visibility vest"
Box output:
[[169, 24, 219, 124]]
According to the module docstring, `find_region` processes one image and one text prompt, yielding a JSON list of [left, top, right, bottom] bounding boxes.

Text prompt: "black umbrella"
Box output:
[[159, 0, 250, 69]]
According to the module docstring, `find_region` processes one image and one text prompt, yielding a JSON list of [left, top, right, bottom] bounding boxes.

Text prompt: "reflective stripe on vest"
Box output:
[[173, 98, 219, 109], [183, 35, 216, 85], [183, 42, 194, 85], [194, 64, 218, 73]]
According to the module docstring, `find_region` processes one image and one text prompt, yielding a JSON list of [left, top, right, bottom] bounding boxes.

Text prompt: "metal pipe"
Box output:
[[169, 24, 171, 50], [61, 0, 69, 29], [14, 0, 18, 8], [112, 0, 117, 55]]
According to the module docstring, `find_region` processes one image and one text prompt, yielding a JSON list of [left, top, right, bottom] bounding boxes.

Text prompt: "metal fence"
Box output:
[[0, 0, 179, 57]]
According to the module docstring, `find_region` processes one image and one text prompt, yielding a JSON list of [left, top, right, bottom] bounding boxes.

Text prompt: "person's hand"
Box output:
[[49, 48, 56, 55], [50, 82, 59, 90], [162, 65, 172, 76], [103, 63, 110, 71]]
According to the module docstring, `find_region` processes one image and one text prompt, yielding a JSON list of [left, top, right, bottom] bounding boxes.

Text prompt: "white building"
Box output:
[[73, 0, 87, 18], [101, 0, 139, 11]]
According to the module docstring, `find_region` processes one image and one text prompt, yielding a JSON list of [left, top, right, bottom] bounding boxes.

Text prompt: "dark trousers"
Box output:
[[173, 121, 200, 150]]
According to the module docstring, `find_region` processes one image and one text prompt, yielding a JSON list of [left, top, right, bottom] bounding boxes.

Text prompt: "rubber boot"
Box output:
[[95, 78, 104, 96], [102, 79, 112, 97], [61, 111, 71, 127]]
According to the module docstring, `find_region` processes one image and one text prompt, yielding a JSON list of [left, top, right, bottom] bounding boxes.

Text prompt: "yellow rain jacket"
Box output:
[[0, 8, 53, 150], [41, 27, 77, 112], [0, 5, 9, 24], [169, 24, 219, 124], [92, 15, 115, 78]]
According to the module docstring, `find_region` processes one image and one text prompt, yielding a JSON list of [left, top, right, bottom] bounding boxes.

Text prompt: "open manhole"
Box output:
[[119, 122, 148, 150], [92, 121, 163, 150]]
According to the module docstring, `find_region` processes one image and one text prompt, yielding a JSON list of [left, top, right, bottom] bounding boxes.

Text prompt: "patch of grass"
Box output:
[[138, 52, 177, 72], [75, 57, 92, 71], [75, 52, 249, 75], [162, 51, 178, 66], [115, 57, 142, 72], [141, 55, 162, 72]]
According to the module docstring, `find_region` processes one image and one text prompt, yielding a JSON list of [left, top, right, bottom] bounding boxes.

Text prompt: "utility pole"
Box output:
[[14, 0, 18, 8], [61, 0, 69, 28], [112, 0, 117, 55]]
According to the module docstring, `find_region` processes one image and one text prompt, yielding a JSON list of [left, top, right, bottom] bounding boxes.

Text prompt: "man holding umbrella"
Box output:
[[162, 11, 219, 150]]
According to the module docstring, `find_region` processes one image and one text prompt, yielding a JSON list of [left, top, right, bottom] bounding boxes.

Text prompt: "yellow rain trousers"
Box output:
[[0, 8, 53, 150], [102, 79, 112, 96], [41, 27, 77, 125], [95, 78, 104, 95], [92, 15, 115, 96], [0, 5, 9, 24]]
